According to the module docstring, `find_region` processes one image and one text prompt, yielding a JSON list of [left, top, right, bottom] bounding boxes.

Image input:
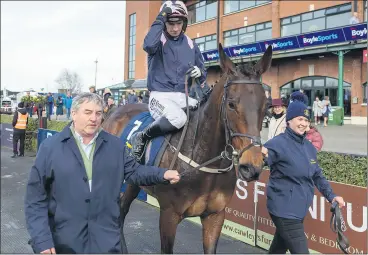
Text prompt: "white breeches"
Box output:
[[148, 91, 198, 129]]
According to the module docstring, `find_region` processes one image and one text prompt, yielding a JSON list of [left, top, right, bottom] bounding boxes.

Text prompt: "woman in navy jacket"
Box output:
[[262, 100, 345, 254]]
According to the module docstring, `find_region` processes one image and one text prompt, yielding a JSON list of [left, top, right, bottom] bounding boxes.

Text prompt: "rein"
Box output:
[[330, 201, 350, 254], [168, 72, 263, 177]]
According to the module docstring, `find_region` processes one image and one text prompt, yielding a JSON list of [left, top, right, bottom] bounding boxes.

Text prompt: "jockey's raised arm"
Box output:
[[143, 13, 165, 55], [130, 0, 207, 161]]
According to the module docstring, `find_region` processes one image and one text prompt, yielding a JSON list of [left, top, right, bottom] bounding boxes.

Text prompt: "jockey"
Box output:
[[130, 0, 207, 160]]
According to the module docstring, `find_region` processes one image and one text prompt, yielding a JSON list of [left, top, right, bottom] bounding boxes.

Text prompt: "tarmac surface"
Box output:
[[0, 147, 265, 254]]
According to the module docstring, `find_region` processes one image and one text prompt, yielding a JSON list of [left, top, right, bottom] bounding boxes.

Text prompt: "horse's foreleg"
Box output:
[[119, 184, 141, 253], [200, 210, 225, 254], [159, 209, 182, 254]]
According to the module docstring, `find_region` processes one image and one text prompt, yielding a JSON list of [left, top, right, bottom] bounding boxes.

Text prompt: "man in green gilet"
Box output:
[[25, 92, 180, 254]]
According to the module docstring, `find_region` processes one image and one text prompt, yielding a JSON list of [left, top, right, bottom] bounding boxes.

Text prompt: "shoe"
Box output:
[[11, 153, 17, 158], [130, 117, 178, 161], [19, 154, 24, 157]]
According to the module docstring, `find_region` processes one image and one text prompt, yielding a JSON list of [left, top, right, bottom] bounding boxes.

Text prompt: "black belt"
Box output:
[[330, 201, 350, 254]]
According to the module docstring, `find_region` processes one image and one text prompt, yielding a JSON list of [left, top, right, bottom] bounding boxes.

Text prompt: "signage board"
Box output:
[[297, 28, 346, 47], [1, 123, 13, 148], [202, 23, 368, 62], [37, 128, 59, 150]]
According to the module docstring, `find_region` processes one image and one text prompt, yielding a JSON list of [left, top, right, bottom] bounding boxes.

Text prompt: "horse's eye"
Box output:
[[228, 102, 236, 109]]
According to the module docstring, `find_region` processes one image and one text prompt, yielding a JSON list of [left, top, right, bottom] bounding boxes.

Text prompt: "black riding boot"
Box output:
[[130, 117, 178, 160]]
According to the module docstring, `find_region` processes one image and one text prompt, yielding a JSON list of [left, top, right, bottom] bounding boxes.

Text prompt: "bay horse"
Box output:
[[102, 43, 273, 254]]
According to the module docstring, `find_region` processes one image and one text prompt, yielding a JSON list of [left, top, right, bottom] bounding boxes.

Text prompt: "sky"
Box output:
[[1, 1, 126, 93]]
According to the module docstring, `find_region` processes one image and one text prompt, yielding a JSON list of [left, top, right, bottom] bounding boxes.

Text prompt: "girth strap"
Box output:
[[330, 201, 350, 254]]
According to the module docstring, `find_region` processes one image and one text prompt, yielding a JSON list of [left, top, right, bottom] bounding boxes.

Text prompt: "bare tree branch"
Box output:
[[55, 69, 83, 93]]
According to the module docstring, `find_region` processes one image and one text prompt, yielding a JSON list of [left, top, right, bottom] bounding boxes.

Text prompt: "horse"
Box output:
[[102, 43, 273, 254]]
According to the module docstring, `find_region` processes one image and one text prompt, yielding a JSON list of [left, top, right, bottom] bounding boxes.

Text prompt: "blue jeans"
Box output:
[[66, 108, 71, 119]]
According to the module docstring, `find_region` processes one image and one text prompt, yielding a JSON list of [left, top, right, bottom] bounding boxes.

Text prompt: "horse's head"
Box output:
[[218, 43, 272, 182]]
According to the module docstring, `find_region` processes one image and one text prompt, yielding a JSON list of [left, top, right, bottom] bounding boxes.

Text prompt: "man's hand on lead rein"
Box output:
[[163, 170, 181, 184]]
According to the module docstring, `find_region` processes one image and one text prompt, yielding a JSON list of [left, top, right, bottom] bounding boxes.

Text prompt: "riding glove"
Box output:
[[189, 66, 201, 78], [157, 6, 173, 23]]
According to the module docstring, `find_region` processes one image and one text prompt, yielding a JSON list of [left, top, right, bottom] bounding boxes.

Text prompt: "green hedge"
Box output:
[[317, 152, 367, 187], [1, 114, 366, 187]]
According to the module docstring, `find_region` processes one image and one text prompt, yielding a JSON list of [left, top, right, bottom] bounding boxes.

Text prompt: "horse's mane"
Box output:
[[212, 61, 258, 84]]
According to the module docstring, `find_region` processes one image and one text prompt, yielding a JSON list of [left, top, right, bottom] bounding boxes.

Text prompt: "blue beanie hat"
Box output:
[[286, 100, 310, 121], [290, 91, 308, 105]]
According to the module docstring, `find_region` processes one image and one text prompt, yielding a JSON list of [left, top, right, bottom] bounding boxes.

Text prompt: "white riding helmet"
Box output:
[[160, 1, 189, 32]]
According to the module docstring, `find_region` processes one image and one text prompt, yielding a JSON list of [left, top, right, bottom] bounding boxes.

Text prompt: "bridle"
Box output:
[[166, 74, 265, 177], [220, 77, 263, 164]]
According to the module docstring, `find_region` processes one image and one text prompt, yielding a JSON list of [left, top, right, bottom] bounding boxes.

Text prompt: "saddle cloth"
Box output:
[[120, 111, 167, 167]]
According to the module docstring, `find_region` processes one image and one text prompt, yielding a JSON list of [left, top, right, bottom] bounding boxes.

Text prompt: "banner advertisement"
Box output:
[[1, 123, 13, 148], [202, 23, 368, 62], [223, 171, 367, 254], [37, 128, 59, 150]]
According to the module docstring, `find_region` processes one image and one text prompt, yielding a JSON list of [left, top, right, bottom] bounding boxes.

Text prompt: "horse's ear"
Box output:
[[254, 45, 273, 76], [218, 43, 236, 75]]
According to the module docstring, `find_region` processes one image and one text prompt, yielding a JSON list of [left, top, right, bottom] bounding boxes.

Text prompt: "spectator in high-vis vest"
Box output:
[[12, 102, 29, 158]]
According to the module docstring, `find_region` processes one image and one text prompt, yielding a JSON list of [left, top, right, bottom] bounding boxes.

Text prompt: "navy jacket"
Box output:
[[143, 19, 206, 93], [24, 124, 167, 253], [264, 127, 336, 220], [127, 94, 138, 104]]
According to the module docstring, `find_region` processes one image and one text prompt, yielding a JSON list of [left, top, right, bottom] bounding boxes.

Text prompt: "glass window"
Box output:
[[239, 32, 255, 44], [223, 21, 272, 47], [302, 13, 313, 20], [365, 0, 367, 22], [302, 17, 325, 33], [326, 77, 338, 87], [326, 12, 351, 29], [224, 36, 238, 47], [314, 10, 325, 18], [314, 79, 324, 87], [301, 79, 312, 89], [240, 0, 255, 10], [256, 29, 272, 41], [194, 33, 217, 51], [128, 13, 136, 79], [281, 3, 352, 37], [224, 0, 270, 14], [281, 23, 300, 36], [363, 83, 367, 104], [188, 0, 218, 25]]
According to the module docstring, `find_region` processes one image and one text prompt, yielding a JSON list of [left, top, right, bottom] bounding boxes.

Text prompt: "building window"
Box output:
[[194, 34, 217, 51], [363, 83, 367, 104], [281, 3, 352, 37], [223, 21, 272, 47], [128, 13, 136, 79], [364, 0, 367, 22], [187, 0, 217, 25], [280, 76, 352, 116], [224, 0, 271, 15]]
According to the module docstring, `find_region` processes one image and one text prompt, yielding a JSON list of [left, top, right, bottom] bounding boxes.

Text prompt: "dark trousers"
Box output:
[[268, 214, 309, 254], [13, 130, 26, 155]]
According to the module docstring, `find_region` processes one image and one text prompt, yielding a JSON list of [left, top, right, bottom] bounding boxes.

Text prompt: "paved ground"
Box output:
[[261, 124, 367, 156], [0, 147, 265, 254]]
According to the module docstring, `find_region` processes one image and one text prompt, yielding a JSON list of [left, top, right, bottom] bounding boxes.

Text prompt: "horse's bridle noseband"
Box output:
[[221, 77, 263, 163]]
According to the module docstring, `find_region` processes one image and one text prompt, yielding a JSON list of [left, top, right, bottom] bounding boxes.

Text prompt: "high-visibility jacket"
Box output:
[[14, 112, 28, 130]]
